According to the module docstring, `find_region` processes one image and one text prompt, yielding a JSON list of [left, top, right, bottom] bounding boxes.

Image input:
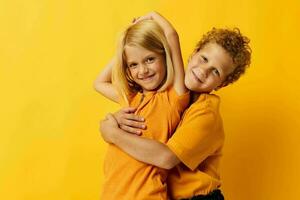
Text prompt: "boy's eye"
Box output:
[[200, 55, 208, 63], [212, 68, 220, 76], [145, 57, 155, 64]]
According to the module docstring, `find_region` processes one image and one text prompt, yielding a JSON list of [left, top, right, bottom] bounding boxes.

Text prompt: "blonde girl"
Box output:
[[94, 14, 189, 199]]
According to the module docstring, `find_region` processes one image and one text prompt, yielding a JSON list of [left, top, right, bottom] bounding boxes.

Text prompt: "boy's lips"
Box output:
[[192, 70, 204, 83]]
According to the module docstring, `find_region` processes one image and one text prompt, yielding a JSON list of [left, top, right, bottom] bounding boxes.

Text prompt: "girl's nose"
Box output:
[[139, 64, 149, 74]]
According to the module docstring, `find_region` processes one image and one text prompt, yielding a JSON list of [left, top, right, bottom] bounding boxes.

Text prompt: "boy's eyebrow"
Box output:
[[201, 55, 208, 62], [202, 54, 224, 75]]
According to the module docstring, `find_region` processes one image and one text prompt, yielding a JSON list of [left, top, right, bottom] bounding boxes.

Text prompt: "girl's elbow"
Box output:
[[167, 31, 179, 41], [93, 81, 101, 92]]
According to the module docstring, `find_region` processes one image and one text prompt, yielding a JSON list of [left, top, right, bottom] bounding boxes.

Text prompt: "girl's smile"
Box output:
[[125, 45, 166, 93]]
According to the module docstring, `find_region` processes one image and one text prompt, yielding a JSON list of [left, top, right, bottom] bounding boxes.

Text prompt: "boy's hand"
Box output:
[[113, 107, 146, 135]]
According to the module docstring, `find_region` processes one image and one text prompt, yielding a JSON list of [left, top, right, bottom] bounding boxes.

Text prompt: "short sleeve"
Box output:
[[168, 87, 190, 114], [166, 109, 223, 171]]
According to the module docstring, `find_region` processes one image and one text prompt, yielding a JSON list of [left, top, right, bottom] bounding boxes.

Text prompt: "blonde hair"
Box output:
[[112, 20, 174, 105]]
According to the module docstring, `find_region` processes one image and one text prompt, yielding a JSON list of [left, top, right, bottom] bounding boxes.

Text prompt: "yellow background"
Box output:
[[1, 0, 299, 199]]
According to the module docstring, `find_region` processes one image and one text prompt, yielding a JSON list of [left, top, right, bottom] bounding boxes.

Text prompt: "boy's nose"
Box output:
[[199, 67, 208, 79]]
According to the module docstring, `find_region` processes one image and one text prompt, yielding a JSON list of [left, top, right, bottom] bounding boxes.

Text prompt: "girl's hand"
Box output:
[[132, 12, 156, 24], [99, 113, 119, 143], [113, 107, 146, 135]]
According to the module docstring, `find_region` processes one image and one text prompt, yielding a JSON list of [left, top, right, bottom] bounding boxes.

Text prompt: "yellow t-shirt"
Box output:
[[167, 93, 224, 200], [101, 87, 190, 200]]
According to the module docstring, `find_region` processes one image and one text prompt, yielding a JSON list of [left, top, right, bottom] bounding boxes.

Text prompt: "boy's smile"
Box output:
[[185, 42, 235, 93]]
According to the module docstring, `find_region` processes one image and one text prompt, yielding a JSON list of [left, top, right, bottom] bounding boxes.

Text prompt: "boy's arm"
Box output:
[[94, 58, 119, 103], [135, 12, 187, 95], [100, 114, 180, 169]]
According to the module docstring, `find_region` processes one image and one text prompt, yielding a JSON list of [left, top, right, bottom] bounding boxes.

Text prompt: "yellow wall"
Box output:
[[1, 0, 299, 199]]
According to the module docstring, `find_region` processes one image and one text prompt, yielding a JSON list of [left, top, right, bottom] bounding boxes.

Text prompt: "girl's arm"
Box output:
[[94, 58, 119, 103], [135, 12, 187, 95], [100, 114, 180, 169]]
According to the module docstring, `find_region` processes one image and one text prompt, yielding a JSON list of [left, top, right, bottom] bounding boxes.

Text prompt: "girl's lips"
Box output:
[[140, 74, 155, 81]]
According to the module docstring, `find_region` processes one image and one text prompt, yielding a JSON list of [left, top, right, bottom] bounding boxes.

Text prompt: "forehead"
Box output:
[[197, 43, 235, 75], [124, 45, 157, 61]]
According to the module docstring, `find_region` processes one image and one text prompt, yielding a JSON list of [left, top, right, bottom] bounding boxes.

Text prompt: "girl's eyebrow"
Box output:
[[127, 61, 138, 66], [127, 53, 156, 64], [144, 53, 156, 58], [142, 54, 157, 62]]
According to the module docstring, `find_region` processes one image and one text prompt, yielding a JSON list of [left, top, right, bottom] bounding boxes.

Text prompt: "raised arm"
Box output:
[[94, 58, 119, 103], [135, 12, 187, 95], [100, 114, 180, 169]]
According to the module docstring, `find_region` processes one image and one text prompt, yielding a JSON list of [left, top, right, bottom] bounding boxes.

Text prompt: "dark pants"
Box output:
[[181, 189, 224, 200]]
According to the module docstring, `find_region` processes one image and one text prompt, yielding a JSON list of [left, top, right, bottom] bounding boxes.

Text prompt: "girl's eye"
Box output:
[[212, 68, 220, 76], [146, 57, 155, 64], [129, 63, 137, 68]]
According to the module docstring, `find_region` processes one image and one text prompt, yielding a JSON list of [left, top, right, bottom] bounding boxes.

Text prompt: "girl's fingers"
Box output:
[[120, 125, 142, 135]]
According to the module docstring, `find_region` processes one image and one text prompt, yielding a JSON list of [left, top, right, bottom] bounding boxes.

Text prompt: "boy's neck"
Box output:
[[190, 92, 211, 103], [190, 92, 200, 103]]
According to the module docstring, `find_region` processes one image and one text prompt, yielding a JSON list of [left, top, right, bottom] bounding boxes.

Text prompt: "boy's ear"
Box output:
[[214, 85, 222, 91], [214, 81, 228, 91]]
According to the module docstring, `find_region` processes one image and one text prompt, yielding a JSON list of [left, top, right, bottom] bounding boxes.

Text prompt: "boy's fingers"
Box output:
[[122, 107, 137, 113], [125, 113, 144, 122], [106, 113, 114, 120], [120, 125, 142, 135], [123, 119, 146, 129]]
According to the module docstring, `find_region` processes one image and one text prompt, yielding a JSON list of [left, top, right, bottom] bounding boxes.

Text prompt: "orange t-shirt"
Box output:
[[167, 93, 224, 199], [101, 87, 189, 200]]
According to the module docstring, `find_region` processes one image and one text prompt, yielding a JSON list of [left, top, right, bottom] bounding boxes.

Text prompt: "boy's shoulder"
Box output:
[[192, 93, 220, 113]]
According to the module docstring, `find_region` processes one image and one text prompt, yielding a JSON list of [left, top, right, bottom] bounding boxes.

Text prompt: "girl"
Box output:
[[100, 12, 251, 200], [94, 14, 189, 199]]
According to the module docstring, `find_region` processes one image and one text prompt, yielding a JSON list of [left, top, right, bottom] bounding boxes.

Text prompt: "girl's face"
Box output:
[[185, 42, 235, 93], [125, 45, 166, 93]]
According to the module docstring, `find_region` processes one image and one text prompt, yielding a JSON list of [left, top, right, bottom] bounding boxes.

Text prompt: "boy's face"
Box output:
[[185, 42, 235, 93]]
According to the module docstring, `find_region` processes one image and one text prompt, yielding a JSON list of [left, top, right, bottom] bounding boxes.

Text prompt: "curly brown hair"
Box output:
[[193, 27, 252, 88]]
